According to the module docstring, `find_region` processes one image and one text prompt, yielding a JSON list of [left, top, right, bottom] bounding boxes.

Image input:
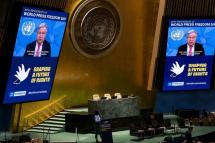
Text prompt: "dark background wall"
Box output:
[[0, 0, 15, 132], [155, 90, 215, 113]]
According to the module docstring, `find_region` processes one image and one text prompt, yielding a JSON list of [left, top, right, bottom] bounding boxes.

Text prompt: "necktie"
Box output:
[[35, 44, 41, 57], [188, 46, 193, 56]]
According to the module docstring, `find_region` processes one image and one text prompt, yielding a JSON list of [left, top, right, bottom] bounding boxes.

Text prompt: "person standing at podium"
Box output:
[[94, 110, 102, 143]]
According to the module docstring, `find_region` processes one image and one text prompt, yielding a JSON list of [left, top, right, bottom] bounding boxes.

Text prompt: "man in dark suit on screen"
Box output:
[[24, 22, 51, 57], [176, 30, 205, 56]]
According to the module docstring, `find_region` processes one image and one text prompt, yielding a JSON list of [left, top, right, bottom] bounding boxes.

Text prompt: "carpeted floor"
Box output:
[[1, 126, 215, 143]]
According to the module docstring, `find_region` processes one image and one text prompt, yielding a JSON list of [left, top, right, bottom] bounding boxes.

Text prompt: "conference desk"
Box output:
[[88, 96, 140, 120]]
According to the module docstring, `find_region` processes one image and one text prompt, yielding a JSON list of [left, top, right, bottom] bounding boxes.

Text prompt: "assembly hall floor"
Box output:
[[1, 126, 215, 143]]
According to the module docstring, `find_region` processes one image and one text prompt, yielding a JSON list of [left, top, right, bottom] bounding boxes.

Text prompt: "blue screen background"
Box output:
[[13, 17, 67, 57], [3, 7, 68, 104], [162, 19, 215, 91], [156, 19, 215, 113], [166, 27, 215, 56]]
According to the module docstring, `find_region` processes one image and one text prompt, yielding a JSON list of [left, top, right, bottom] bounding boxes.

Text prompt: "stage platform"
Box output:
[[1, 107, 215, 142]]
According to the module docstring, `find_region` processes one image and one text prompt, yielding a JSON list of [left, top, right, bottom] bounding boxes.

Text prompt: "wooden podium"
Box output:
[[101, 121, 113, 143]]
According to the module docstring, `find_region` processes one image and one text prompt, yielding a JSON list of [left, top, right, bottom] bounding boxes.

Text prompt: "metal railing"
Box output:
[[23, 94, 70, 130]]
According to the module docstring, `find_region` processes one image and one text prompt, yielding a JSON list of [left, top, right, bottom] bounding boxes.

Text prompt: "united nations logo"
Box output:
[[22, 21, 35, 36], [69, 0, 121, 58], [82, 7, 116, 50], [171, 30, 184, 40]]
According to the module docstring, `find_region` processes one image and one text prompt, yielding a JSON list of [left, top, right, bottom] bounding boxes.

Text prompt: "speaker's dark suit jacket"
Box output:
[[24, 40, 51, 57], [176, 43, 205, 56]]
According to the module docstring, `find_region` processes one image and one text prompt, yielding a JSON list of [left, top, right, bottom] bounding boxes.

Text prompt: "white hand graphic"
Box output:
[[170, 61, 185, 77], [13, 64, 31, 84]]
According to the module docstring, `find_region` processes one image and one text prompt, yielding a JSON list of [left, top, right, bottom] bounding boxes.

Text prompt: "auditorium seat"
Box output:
[[164, 119, 175, 134], [92, 94, 100, 101], [130, 122, 142, 137], [104, 93, 111, 100], [177, 117, 187, 128], [130, 121, 147, 140], [114, 93, 122, 99]]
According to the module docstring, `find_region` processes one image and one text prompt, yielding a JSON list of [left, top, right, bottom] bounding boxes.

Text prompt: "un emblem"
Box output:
[[22, 21, 35, 36], [171, 30, 184, 40], [69, 0, 121, 58]]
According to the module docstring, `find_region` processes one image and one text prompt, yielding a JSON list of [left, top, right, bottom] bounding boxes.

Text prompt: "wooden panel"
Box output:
[[147, 0, 165, 90]]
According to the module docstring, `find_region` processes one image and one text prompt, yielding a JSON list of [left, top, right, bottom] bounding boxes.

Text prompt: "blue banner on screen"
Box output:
[[162, 19, 215, 91], [3, 7, 68, 104]]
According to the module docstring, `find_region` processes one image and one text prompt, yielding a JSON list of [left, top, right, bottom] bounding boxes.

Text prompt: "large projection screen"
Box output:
[[162, 19, 215, 91], [3, 6, 68, 104]]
